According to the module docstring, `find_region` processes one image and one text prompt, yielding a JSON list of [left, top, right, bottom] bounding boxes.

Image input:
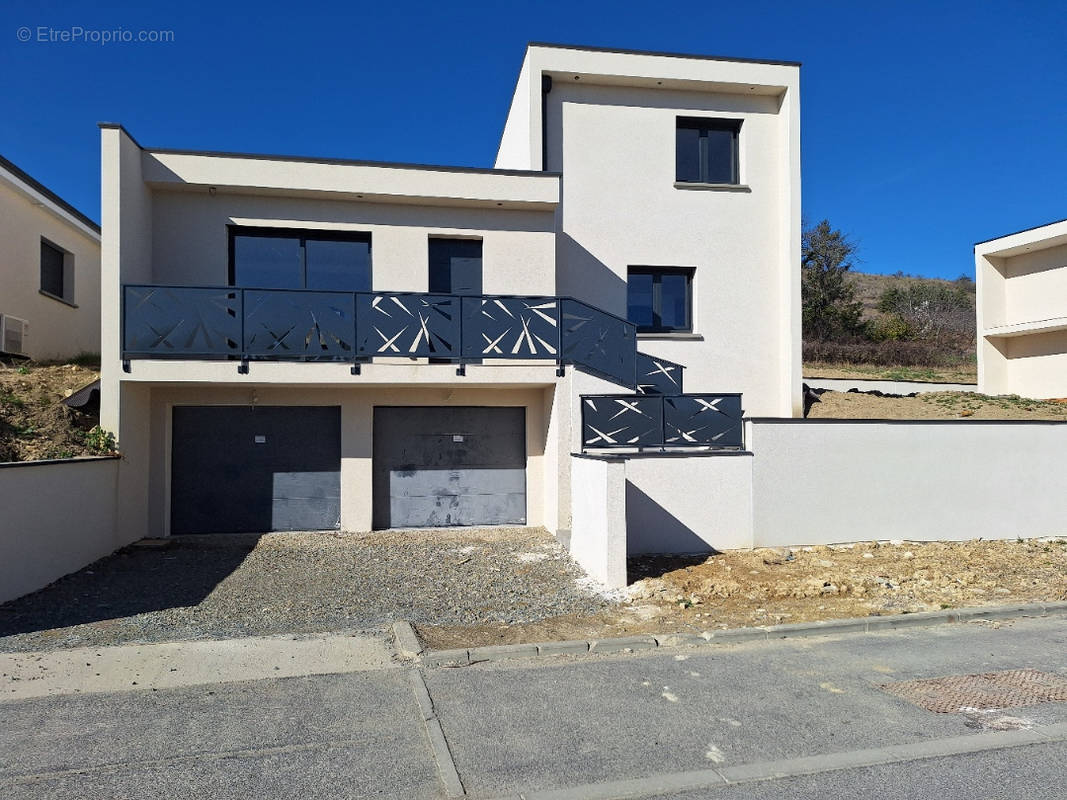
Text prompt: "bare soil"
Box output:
[[417, 539, 1067, 650], [808, 390, 1067, 421], [0, 362, 102, 462]]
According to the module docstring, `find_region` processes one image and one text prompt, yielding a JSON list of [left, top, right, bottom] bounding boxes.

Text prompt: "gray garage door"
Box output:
[[171, 406, 341, 534], [373, 407, 526, 529]]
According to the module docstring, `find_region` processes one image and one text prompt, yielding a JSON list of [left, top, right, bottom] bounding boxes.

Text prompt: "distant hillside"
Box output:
[[846, 271, 976, 323]]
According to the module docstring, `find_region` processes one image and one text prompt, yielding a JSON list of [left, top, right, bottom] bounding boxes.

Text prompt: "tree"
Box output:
[[877, 283, 974, 348], [801, 220, 864, 341]]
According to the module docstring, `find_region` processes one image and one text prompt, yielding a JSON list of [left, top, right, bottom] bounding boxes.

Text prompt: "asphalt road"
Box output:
[[2, 615, 1066, 799]]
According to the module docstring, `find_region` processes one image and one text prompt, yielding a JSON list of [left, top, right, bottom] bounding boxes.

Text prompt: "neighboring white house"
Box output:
[[0, 155, 101, 361], [98, 42, 801, 553], [975, 217, 1067, 398]]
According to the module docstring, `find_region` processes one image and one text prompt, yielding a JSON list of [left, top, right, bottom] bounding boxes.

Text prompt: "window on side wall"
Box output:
[[229, 227, 372, 291], [676, 117, 741, 185], [626, 267, 693, 333], [40, 238, 74, 304]]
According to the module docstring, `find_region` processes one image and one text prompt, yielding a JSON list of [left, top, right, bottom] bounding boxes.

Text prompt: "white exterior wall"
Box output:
[[495, 45, 802, 417], [495, 55, 536, 170], [148, 190, 556, 295], [749, 420, 1067, 546], [626, 454, 753, 553], [0, 458, 119, 604], [569, 454, 627, 588], [0, 169, 100, 360], [977, 220, 1067, 398]]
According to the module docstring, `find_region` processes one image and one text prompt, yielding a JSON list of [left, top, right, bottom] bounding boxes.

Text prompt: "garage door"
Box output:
[[171, 406, 341, 534], [373, 407, 526, 529]]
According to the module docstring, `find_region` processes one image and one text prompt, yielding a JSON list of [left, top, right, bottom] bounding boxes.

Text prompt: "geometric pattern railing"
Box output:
[[355, 293, 459, 359], [635, 351, 684, 395], [124, 286, 640, 389], [124, 286, 242, 357], [461, 296, 559, 359], [560, 298, 637, 389], [581, 393, 743, 450], [244, 289, 354, 359]]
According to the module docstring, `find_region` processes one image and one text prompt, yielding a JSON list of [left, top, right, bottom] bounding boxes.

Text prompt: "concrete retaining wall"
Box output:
[[576, 418, 1067, 588], [749, 419, 1067, 547], [625, 453, 752, 554], [0, 457, 121, 604]]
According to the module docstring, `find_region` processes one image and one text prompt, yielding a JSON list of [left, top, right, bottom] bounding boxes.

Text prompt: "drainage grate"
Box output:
[[881, 669, 1067, 713]]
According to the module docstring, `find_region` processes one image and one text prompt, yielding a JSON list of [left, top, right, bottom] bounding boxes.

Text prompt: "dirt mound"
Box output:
[[0, 362, 104, 462]]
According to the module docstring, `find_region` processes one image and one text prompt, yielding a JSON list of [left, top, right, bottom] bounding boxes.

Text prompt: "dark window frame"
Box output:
[[675, 117, 741, 185], [227, 226, 372, 289], [40, 237, 69, 302], [627, 266, 695, 333], [427, 236, 484, 296]]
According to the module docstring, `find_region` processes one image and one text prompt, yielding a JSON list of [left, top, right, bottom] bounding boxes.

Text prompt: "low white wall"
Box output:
[[749, 419, 1067, 547], [804, 378, 977, 395], [0, 457, 120, 604], [626, 453, 753, 553], [569, 455, 627, 588]]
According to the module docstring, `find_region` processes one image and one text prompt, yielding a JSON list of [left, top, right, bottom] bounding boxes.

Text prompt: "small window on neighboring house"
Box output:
[[676, 117, 741, 185], [40, 238, 72, 303], [627, 267, 693, 333]]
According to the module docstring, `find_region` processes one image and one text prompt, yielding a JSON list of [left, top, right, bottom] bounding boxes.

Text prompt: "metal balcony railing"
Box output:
[[121, 285, 642, 389], [581, 393, 744, 450]]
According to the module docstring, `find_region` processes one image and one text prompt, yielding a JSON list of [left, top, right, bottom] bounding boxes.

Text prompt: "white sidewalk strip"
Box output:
[[0, 633, 394, 699]]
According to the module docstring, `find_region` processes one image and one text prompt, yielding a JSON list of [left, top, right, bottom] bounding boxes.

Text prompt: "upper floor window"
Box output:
[[40, 238, 74, 305], [676, 117, 741, 185], [627, 267, 693, 333], [428, 238, 483, 296], [229, 227, 371, 291]]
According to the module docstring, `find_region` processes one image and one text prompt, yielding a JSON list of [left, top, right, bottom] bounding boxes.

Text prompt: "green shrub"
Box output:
[[84, 426, 117, 454], [867, 314, 914, 342]]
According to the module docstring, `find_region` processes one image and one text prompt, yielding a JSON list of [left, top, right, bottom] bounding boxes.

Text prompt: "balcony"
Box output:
[[122, 285, 673, 391]]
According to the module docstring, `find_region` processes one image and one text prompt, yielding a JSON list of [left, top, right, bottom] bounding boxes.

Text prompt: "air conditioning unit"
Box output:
[[0, 314, 29, 357]]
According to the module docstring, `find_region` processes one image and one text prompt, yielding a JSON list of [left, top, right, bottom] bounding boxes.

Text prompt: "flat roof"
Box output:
[[0, 153, 100, 233], [974, 216, 1067, 247], [99, 123, 559, 179], [527, 41, 801, 68]]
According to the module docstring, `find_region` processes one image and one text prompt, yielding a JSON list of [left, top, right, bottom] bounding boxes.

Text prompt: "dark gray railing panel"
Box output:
[[244, 290, 355, 359], [124, 286, 241, 357], [581, 393, 744, 450], [355, 293, 460, 359], [663, 394, 744, 447], [581, 395, 664, 448], [560, 299, 637, 389], [461, 296, 560, 359], [636, 351, 685, 394]]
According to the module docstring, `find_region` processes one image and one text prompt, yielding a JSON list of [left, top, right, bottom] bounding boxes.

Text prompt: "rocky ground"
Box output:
[[807, 389, 1067, 420], [0, 361, 102, 462], [0, 528, 613, 652], [418, 538, 1067, 649]]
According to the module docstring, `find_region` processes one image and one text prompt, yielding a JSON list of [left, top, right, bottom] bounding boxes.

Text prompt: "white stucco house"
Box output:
[[0, 155, 101, 361], [99, 43, 801, 575], [976, 217, 1067, 399]]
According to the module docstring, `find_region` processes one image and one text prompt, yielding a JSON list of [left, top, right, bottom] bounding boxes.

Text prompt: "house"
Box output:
[[0, 155, 101, 360], [99, 43, 801, 549], [975, 218, 1067, 398]]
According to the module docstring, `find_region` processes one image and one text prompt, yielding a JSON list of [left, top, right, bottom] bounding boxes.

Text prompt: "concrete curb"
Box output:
[[392, 620, 423, 659], [415, 600, 1067, 668]]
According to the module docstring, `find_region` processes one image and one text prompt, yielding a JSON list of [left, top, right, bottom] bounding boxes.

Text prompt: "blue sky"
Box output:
[[1, 0, 1064, 279]]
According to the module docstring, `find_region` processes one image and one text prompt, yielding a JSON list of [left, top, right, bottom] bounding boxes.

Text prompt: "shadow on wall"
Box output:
[[625, 480, 717, 562], [1005, 329, 1067, 360], [0, 535, 260, 638], [556, 233, 628, 315]]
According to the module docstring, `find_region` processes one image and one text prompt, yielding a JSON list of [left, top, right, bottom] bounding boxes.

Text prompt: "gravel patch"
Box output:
[[0, 528, 616, 652]]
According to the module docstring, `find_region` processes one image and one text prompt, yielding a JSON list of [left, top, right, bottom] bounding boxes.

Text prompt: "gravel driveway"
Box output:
[[0, 528, 616, 652]]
